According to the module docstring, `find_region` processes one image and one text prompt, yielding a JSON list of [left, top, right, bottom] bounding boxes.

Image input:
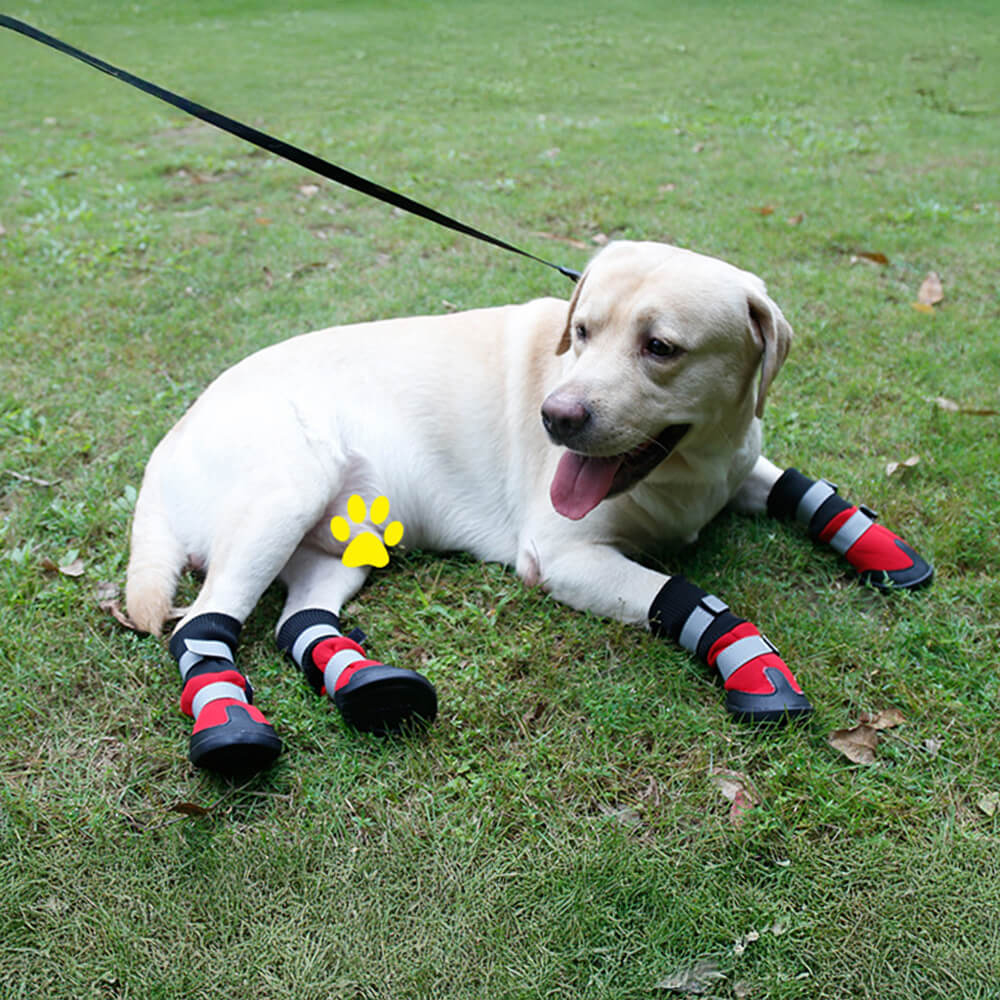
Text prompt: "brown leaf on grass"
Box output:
[[598, 803, 643, 830], [927, 395, 998, 416], [95, 582, 143, 632], [531, 231, 589, 250], [852, 251, 890, 266], [751, 205, 775, 216], [43, 553, 85, 577], [102, 599, 142, 632], [656, 959, 726, 994], [170, 802, 211, 817], [917, 271, 944, 306], [94, 581, 119, 603], [886, 455, 920, 477], [977, 792, 1000, 817], [711, 769, 760, 827], [59, 557, 85, 578], [6, 470, 60, 487], [786, 212, 805, 226], [829, 724, 880, 764], [732, 930, 760, 957], [859, 707, 906, 730]]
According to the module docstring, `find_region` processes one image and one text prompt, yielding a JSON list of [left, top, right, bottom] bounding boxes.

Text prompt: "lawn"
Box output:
[[1, 2, 999, 997]]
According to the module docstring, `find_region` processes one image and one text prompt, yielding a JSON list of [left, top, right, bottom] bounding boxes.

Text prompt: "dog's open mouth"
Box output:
[[550, 424, 691, 521]]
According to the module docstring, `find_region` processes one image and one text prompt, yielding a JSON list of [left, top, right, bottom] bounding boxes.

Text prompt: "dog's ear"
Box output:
[[556, 270, 588, 355], [747, 285, 793, 418]]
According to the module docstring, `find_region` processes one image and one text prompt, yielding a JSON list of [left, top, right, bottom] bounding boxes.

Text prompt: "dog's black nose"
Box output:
[[541, 396, 591, 445]]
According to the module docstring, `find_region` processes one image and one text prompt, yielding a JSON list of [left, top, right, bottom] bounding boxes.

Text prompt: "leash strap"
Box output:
[[1, 16, 581, 282]]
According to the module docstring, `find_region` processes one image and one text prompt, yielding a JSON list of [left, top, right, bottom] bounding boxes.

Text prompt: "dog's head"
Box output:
[[543, 241, 792, 520]]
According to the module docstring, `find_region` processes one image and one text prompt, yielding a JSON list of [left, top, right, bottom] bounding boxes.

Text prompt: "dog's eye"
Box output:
[[645, 337, 680, 359], [574, 322, 588, 342]]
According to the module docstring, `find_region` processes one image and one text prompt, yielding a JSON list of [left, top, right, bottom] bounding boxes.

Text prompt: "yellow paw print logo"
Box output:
[[330, 494, 404, 569]]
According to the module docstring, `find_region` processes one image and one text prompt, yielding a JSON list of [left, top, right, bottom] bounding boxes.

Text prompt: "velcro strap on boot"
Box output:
[[169, 613, 242, 683], [649, 576, 744, 662]]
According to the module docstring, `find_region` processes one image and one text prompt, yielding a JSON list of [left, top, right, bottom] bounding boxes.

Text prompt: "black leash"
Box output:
[[1, 16, 581, 282]]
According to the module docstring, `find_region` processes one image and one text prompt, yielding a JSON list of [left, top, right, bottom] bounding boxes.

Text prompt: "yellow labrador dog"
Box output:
[[126, 241, 931, 774]]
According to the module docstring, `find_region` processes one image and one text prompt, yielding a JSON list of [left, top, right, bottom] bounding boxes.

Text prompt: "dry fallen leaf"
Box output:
[[6, 470, 60, 487], [656, 959, 726, 994], [531, 231, 589, 250], [732, 929, 760, 956], [859, 708, 906, 730], [101, 598, 142, 632], [786, 212, 805, 226], [751, 205, 775, 216], [59, 557, 85, 578], [917, 271, 944, 306], [930, 395, 960, 412], [711, 769, 760, 827], [977, 792, 1000, 818], [927, 395, 998, 416], [853, 251, 890, 266], [598, 803, 643, 830], [298, 183, 319, 198], [829, 724, 880, 765], [886, 455, 920, 477], [170, 802, 211, 817], [591, 232, 609, 246]]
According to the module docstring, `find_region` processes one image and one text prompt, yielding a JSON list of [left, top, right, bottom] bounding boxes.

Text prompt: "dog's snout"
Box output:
[[541, 395, 591, 445]]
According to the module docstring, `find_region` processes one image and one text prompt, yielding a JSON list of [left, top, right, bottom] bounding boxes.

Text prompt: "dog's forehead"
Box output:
[[579, 242, 751, 326]]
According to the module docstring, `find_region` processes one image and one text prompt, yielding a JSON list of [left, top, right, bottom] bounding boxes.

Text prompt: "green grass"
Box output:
[[2, 1, 999, 997]]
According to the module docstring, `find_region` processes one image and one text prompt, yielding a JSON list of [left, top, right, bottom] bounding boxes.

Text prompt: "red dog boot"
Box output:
[[650, 576, 813, 724], [277, 608, 437, 734], [767, 468, 933, 591], [171, 614, 282, 775]]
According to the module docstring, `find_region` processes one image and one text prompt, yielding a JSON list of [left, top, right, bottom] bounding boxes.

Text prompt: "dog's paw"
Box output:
[[330, 494, 404, 569]]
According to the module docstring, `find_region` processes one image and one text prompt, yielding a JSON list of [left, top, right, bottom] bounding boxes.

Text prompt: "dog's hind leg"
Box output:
[[167, 489, 334, 775], [739, 457, 934, 591], [275, 545, 437, 735]]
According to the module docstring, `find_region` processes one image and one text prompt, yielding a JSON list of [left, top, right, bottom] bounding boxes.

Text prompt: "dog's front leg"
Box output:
[[735, 457, 933, 590], [532, 543, 813, 723]]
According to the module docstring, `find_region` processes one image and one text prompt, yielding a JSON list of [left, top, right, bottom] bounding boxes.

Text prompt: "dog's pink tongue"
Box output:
[[550, 451, 623, 520]]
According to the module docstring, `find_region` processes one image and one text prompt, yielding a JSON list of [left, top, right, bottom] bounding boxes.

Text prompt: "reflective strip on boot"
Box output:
[[289, 623, 342, 669], [713, 634, 778, 683], [191, 681, 249, 721], [324, 647, 369, 695], [827, 509, 876, 556], [795, 479, 837, 528], [678, 594, 729, 655]]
